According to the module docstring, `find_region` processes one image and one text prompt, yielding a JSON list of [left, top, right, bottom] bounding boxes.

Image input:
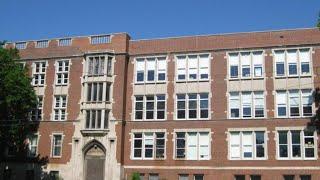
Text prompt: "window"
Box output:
[[135, 56, 167, 83], [194, 174, 204, 180], [276, 89, 313, 118], [274, 48, 311, 77], [229, 131, 266, 160], [229, 53, 239, 78], [277, 130, 316, 159], [176, 54, 210, 81], [58, 38, 71, 46], [91, 35, 111, 44], [85, 110, 109, 129], [107, 56, 113, 76], [241, 52, 251, 78], [176, 93, 209, 120], [229, 92, 240, 118], [27, 134, 38, 157], [175, 131, 210, 160], [54, 96, 67, 121], [229, 92, 265, 119], [87, 82, 102, 102], [234, 175, 245, 180], [228, 51, 263, 79], [52, 134, 62, 157], [15, 42, 27, 49], [36, 40, 49, 48], [87, 56, 105, 76], [300, 175, 311, 180], [300, 49, 311, 75], [32, 61, 46, 86], [250, 175, 261, 180], [132, 132, 165, 159], [287, 50, 298, 75], [56, 60, 69, 85], [134, 95, 166, 120], [31, 96, 43, 121], [49, 171, 60, 180], [179, 174, 189, 180], [275, 50, 285, 76], [283, 175, 295, 180], [148, 174, 159, 180], [253, 52, 263, 77]]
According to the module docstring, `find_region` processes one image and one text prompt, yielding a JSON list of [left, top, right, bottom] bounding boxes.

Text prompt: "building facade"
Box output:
[[2, 28, 320, 180]]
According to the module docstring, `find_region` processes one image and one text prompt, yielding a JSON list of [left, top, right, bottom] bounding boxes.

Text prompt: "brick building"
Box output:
[[2, 28, 320, 180]]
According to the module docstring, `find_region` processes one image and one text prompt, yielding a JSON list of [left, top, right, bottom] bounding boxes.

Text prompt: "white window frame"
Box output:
[[175, 53, 211, 82], [228, 91, 265, 119], [51, 133, 63, 158], [276, 127, 317, 160], [228, 129, 267, 160], [15, 42, 27, 50], [31, 96, 43, 121], [58, 38, 72, 46], [173, 130, 211, 160], [273, 48, 312, 78], [176, 93, 210, 120], [32, 61, 47, 86], [35, 40, 49, 48], [228, 51, 264, 80], [53, 95, 67, 121], [134, 56, 167, 84], [134, 95, 166, 121], [27, 134, 39, 157], [90, 35, 111, 44], [55, 60, 70, 85], [275, 89, 313, 118], [131, 131, 166, 160]]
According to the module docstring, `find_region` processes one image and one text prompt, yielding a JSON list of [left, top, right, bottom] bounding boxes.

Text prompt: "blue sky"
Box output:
[[1, 0, 319, 42]]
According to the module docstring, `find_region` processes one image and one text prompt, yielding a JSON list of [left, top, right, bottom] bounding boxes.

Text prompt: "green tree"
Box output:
[[0, 42, 38, 159], [131, 172, 140, 180]]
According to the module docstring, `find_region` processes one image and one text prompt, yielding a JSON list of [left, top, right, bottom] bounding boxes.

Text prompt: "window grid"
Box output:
[[36, 40, 49, 48], [229, 131, 266, 160], [134, 95, 166, 121], [228, 51, 264, 79], [28, 134, 38, 157], [15, 42, 27, 49], [176, 93, 209, 120], [276, 89, 313, 118], [176, 54, 210, 81], [132, 132, 166, 160], [85, 109, 109, 129], [31, 96, 43, 121], [87, 56, 105, 76], [229, 91, 265, 119], [32, 62, 46, 86], [135, 56, 167, 83], [274, 48, 311, 77], [52, 134, 62, 157], [175, 131, 210, 160], [90, 35, 111, 44], [58, 38, 72, 46], [54, 96, 67, 121], [277, 130, 316, 160], [56, 60, 69, 85]]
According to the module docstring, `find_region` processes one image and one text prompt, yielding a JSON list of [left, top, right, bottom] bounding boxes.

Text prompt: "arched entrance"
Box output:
[[83, 140, 106, 180]]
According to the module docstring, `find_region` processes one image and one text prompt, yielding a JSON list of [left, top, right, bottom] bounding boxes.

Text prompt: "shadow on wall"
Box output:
[[0, 154, 51, 180]]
